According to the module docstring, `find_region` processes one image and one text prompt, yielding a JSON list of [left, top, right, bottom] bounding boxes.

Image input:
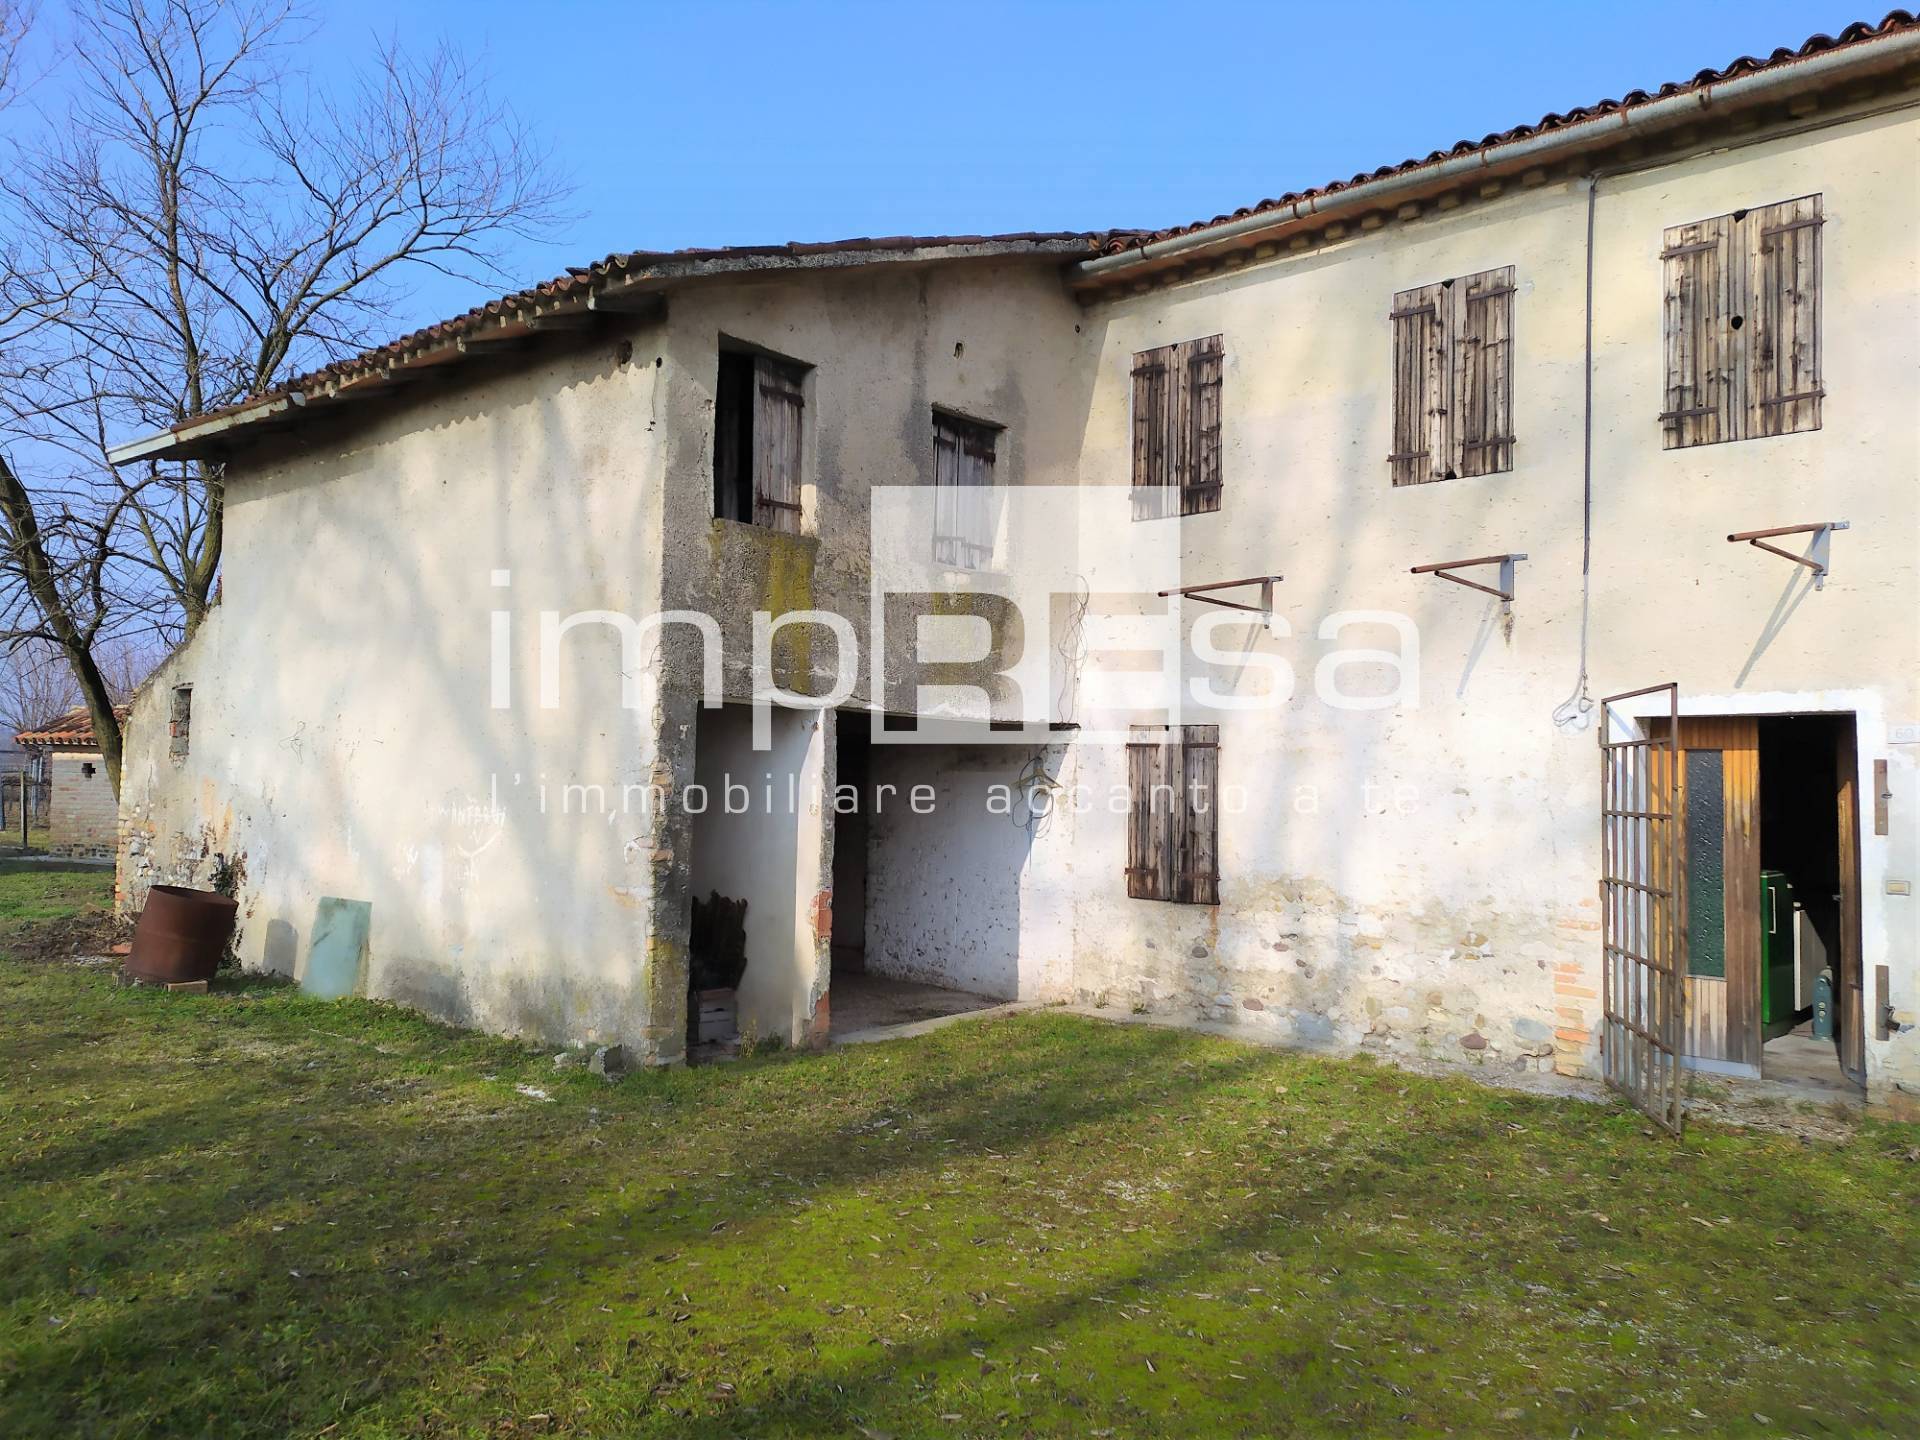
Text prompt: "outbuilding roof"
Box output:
[[14, 705, 129, 749]]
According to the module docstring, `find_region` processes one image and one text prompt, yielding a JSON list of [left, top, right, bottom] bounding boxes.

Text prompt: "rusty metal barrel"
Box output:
[[127, 885, 239, 985]]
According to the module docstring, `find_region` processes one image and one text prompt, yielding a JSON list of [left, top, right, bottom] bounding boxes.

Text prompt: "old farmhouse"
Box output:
[[109, 15, 1920, 1120]]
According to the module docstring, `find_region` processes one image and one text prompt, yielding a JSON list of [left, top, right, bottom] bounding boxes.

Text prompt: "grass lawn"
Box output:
[[1, 863, 1916, 1438]]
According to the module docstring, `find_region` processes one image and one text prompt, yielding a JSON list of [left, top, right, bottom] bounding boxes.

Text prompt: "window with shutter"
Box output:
[[931, 411, 1001, 569], [1125, 724, 1220, 905], [1390, 268, 1514, 485], [1131, 335, 1225, 519], [1660, 195, 1822, 448], [713, 347, 809, 531]]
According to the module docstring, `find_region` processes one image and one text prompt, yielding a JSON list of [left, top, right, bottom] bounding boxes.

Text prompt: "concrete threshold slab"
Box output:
[[832, 1000, 1036, 1047]]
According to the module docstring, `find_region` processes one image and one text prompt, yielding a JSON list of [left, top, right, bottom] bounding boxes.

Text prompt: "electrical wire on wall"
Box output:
[[1006, 576, 1090, 836], [1553, 174, 1600, 735], [1053, 576, 1090, 731]]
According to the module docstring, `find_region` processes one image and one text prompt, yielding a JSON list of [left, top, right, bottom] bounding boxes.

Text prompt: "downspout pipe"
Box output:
[[1076, 29, 1920, 280]]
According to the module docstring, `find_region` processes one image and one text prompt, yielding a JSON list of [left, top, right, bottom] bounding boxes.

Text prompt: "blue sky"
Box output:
[[40, 0, 1870, 326]]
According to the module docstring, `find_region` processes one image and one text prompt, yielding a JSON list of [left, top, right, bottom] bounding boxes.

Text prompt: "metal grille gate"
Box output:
[[1600, 684, 1685, 1133]]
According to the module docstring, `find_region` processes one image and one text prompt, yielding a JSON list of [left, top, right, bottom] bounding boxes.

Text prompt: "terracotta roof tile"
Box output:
[[1089, 10, 1919, 256], [266, 232, 1099, 400], [15, 704, 129, 749]]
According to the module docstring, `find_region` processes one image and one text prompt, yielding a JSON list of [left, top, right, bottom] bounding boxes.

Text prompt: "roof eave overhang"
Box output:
[[1072, 28, 1920, 296], [105, 237, 1096, 466], [106, 396, 303, 466]]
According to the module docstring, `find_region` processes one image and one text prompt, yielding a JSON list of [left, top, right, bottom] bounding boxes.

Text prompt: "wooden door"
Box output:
[[1836, 720, 1866, 1086], [1600, 686, 1684, 1133], [1675, 717, 1762, 1071]]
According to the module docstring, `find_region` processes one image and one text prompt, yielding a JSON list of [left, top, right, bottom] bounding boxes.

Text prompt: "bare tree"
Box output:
[[0, 0, 568, 793], [0, 3, 30, 103], [0, 637, 80, 740]]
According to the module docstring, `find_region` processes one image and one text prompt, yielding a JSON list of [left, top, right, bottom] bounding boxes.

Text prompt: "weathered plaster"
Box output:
[[118, 325, 680, 1058]]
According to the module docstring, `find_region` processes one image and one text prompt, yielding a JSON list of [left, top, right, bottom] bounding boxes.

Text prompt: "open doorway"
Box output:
[[827, 713, 1023, 1038], [685, 702, 821, 1056], [1673, 711, 1864, 1091], [1756, 716, 1861, 1090]]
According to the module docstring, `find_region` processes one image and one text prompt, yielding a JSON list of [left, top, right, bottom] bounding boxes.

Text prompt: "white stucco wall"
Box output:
[[1059, 104, 1919, 1097], [650, 256, 1092, 707], [118, 325, 679, 1055]]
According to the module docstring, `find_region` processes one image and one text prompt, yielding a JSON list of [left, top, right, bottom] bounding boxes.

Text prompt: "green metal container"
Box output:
[[1760, 869, 1797, 1036]]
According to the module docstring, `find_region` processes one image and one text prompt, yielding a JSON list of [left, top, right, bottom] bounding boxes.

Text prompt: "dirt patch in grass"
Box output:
[[2, 908, 126, 967], [0, 865, 1916, 1438], [0, 861, 126, 965]]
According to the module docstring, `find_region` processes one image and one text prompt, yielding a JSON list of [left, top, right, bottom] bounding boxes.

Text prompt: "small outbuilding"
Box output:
[[14, 707, 125, 859]]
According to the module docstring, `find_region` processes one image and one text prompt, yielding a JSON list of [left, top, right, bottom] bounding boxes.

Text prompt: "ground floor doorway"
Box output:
[[826, 713, 1027, 1038], [1674, 712, 1864, 1089], [684, 702, 822, 1055]]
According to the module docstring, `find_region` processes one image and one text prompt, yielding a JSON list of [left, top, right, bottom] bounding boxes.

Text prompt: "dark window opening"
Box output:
[[169, 685, 192, 760], [713, 351, 755, 523], [713, 347, 806, 533]]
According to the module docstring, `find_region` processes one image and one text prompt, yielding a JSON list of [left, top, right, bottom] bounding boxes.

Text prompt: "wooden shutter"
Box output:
[[753, 357, 805, 533], [932, 416, 961, 565], [932, 413, 997, 568], [1126, 725, 1219, 905], [1179, 724, 1219, 905], [960, 423, 997, 567], [1178, 336, 1224, 515], [1746, 195, 1822, 439], [1125, 727, 1172, 900], [1389, 282, 1451, 485], [1454, 266, 1515, 477], [1130, 346, 1174, 520], [1133, 336, 1223, 519], [1660, 216, 1738, 448]]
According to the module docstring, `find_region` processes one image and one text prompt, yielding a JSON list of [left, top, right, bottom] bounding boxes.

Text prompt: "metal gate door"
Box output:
[[1600, 684, 1685, 1133]]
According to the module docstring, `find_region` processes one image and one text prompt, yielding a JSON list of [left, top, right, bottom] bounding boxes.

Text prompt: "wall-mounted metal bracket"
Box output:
[[1156, 574, 1283, 631], [1726, 521, 1848, 590], [1410, 553, 1528, 611]]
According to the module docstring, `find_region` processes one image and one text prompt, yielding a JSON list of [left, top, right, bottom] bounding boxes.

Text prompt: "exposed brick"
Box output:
[[45, 750, 116, 859]]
